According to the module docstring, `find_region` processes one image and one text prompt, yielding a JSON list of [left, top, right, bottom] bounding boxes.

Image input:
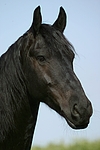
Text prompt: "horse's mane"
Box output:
[[39, 24, 75, 60], [0, 34, 29, 140]]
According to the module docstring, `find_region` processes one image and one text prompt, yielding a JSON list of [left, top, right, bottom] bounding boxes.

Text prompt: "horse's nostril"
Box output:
[[73, 104, 79, 115], [72, 104, 80, 120]]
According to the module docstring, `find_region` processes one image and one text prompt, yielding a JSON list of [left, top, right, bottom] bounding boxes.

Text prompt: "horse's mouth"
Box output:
[[61, 111, 89, 129], [66, 118, 88, 129]]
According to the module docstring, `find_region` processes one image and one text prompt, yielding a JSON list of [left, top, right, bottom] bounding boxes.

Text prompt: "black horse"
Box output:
[[0, 6, 93, 150]]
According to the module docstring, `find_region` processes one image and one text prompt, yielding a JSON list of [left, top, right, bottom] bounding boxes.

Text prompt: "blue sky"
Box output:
[[0, 0, 100, 146]]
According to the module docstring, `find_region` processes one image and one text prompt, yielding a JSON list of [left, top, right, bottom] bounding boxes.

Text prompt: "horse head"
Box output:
[[21, 6, 93, 130]]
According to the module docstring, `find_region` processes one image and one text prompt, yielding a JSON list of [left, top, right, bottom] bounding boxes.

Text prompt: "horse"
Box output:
[[0, 6, 93, 150]]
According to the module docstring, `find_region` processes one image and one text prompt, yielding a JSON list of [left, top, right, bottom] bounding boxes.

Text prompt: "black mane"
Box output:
[[39, 24, 75, 60], [0, 33, 35, 149]]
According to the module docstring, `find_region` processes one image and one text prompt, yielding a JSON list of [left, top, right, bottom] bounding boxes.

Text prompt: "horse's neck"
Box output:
[[0, 48, 40, 149], [0, 99, 39, 150]]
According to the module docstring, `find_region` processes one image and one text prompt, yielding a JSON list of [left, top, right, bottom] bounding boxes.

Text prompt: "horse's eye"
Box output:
[[37, 56, 46, 62]]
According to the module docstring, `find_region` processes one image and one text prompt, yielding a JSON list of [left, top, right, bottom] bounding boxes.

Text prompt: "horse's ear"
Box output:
[[31, 6, 42, 36], [52, 7, 67, 33]]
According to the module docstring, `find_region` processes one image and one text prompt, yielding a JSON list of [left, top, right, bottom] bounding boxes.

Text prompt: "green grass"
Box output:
[[31, 139, 100, 150]]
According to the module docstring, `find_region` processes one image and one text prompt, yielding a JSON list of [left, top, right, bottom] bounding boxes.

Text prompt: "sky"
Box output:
[[0, 0, 100, 146]]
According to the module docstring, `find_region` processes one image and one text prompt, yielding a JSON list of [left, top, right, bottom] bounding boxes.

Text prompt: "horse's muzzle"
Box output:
[[63, 96, 93, 129]]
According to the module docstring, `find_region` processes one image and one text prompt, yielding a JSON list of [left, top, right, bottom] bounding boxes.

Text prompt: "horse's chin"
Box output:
[[66, 118, 88, 130]]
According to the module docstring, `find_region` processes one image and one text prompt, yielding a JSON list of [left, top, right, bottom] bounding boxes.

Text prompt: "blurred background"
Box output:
[[0, 0, 100, 147]]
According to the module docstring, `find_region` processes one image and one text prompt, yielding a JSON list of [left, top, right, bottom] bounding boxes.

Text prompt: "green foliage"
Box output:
[[68, 140, 100, 150], [31, 140, 100, 150]]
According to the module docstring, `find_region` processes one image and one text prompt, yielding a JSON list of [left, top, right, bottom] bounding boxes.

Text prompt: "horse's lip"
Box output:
[[66, 119, 77, 129], [61, 111, 78, 129], [66, 118, 88, 129]]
